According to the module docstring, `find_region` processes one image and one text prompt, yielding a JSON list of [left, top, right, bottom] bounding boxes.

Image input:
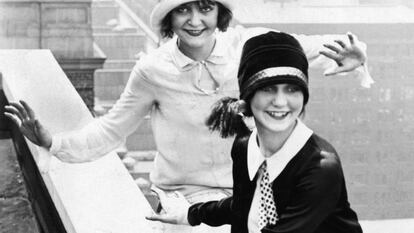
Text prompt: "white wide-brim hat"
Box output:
[[150, 0, 235, 34]]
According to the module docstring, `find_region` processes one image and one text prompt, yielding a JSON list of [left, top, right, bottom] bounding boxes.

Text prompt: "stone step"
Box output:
[[92, 0, 117, 6], [91, 0, 119, 27], [94, 98, 156, 152], [121, 0, 156, 26], [127, 150, 156, 161], [93, 33, 147, 59], [95, 69, 131, 85], [93, 25, 140, 34], [125, 118, 156, 151], [120, 150, 155, 189], [94, 98, 117, 116], [122, 0, 157, 13], [93, 26, 115, 34], [131, 160, 153, 174], [121, 150, 155, 175], [94, 84, 125, 102], [94, 69, 130, 101], [103, 59, 136, 69]]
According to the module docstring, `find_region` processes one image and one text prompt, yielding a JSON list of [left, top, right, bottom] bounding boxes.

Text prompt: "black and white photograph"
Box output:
[[0, 0, 413, 232]]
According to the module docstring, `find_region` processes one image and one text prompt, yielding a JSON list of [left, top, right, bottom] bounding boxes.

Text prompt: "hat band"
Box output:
[[243, 66, 307, 90]]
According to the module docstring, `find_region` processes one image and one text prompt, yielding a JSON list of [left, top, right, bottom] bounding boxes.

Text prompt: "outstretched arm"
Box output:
[[146, 190, 233, 227], [235, 26, 373, 87], [5, 61, 156, 163], [48, 67, 156, 163]]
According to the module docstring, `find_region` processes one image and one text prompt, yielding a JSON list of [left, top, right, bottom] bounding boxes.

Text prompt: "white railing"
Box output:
[[0, 50, 159, 233]]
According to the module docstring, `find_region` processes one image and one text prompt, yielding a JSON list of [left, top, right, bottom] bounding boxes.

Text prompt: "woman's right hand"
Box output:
[[145, 190, 190, 225], [4, 100, 52, 149]]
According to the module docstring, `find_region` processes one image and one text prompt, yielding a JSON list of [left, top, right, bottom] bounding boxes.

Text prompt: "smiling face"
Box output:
[[171, 1, 218, 53], [250, 83, 304, 135]]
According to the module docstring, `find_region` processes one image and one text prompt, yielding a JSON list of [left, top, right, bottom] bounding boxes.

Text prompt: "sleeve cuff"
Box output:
[[48, 134, 62, 156], [187, 203, 202, 226], [356, 62, 375, 88]]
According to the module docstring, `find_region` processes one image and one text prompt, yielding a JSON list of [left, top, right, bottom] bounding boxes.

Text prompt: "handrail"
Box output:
[[0, 50, 156, 233], [113, 0, 160, 46]]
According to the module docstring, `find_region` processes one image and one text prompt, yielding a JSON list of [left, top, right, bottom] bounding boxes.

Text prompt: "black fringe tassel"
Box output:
[[206, 97, 249, 138]]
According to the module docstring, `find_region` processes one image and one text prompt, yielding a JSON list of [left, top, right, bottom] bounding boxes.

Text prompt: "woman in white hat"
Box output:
[[5, 1, 371, 233]]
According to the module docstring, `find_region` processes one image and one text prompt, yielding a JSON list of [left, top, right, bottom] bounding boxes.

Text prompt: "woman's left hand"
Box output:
[[320, 32, 367, 76]]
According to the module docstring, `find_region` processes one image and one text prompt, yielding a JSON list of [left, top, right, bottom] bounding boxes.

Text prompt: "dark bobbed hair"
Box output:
[[160, 0, 233, 38], [242, 76, 308, 117]]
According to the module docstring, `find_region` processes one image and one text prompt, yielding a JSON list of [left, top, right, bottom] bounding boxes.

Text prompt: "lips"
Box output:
[[185, 29, 204, 36], [266, 111, 290, 120]]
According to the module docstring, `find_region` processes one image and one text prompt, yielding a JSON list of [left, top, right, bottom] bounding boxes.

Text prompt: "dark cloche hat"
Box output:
[[238, 31, 309, 104]]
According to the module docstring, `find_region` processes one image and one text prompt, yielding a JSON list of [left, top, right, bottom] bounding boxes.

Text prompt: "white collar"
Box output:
[[247, 119, 313, 181]]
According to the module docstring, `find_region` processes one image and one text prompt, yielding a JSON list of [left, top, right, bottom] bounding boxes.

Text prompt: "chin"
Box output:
[[266, 120, 296, 133], [268, 125, 291, 133], [189, 41, 207, 48]]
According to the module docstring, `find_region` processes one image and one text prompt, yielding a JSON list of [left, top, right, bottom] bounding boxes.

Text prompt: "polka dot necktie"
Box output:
[[258, 161, 278, 229]]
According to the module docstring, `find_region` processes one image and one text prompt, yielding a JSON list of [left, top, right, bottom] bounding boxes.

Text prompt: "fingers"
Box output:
[[323, 43, 341, 53], [319, 51, 342, 64], [347, 32, 355, 45], [4, 105, 21, 119], [145, 214, 177, 224], [334, 32, 356, 48], [4, 104, 24, 121], [324, 69, 339, 76], [324, 65, 352, 76], [7, 101, 29, 120], [4, 100, 40, 132], [4, 111, 22, 126], [20, 100, 36, 120], [334, 40, 346, 49]]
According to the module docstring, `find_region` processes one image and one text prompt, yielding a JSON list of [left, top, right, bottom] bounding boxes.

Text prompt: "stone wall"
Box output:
[[0, 0, 105, 111]]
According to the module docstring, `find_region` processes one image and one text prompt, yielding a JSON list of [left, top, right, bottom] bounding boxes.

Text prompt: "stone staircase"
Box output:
[[121, 0, 157, 26], [91, 0, 157, 195]]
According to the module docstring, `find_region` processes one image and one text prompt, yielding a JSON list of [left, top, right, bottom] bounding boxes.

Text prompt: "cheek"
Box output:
[[205, 11, 219, 27], [290, 96, 304, 112], [171, 14, 186, 30], [249, 93, 269, 113]]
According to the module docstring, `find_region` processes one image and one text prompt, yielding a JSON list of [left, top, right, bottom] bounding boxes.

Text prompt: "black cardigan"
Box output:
[[188, 132, 363, 233]]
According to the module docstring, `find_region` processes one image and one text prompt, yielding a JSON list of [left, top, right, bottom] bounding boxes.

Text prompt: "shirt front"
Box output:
[[50, 29, 244, 195], [247, 119, 313, 233], [139, 34, 241, 194]]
